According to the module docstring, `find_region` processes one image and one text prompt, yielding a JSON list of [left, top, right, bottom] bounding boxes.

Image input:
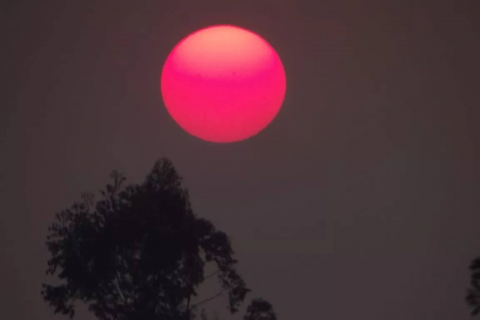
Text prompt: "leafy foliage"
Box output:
[[42, 158, 267, 320], [467, 257, 480, 316], [244, 299, 276, 320]]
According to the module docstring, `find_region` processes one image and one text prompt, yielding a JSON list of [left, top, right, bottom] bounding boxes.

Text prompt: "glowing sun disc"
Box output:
[[161, 25, 286, 143]]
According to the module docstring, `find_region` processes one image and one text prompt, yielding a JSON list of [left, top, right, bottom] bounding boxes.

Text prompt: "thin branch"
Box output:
[[114, 271, 127, 303], [190, 290, 225, 310], [204, 270, 219, 280], [186, 280, 193, 314], [186, 294, 192, 311]]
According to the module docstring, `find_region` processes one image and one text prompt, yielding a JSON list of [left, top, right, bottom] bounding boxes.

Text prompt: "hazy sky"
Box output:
[[2, 0, 480, 319]]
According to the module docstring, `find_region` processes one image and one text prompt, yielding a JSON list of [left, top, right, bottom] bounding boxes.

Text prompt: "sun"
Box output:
[[161, 25, 286, 143]]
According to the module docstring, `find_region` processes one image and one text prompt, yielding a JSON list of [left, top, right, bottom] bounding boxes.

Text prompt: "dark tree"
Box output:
[[243, 299, 276, 320], [467, 257, 480, 316], [42, 158, 276, 320]]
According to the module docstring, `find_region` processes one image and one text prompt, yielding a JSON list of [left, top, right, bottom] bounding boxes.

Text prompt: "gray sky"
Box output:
[[1, 0, 480, 319]]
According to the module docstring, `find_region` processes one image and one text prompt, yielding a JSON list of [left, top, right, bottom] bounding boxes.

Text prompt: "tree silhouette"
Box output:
[[42, 158, 276, 320], [243, 299, 276, 320], [467, 257, 480, 316]]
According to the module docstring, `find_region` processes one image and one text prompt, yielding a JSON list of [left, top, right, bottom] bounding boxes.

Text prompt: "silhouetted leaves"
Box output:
[[42, 158, 276, 320], [244, 299, 276, 320], [467, 257, 480, 316]]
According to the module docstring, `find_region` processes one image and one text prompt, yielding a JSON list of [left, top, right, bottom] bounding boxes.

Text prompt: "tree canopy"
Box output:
[[42, 158, 276, 320], [467, 257, 480, 316]]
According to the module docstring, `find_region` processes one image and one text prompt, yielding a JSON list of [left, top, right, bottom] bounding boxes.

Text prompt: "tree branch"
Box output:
[[204, 270, 219, 281], [190, 290, 225, 310], [114, 271, 127, 303]]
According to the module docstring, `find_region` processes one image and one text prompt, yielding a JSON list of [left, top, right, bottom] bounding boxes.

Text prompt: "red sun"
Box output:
[[161, 25, 286, 143]]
